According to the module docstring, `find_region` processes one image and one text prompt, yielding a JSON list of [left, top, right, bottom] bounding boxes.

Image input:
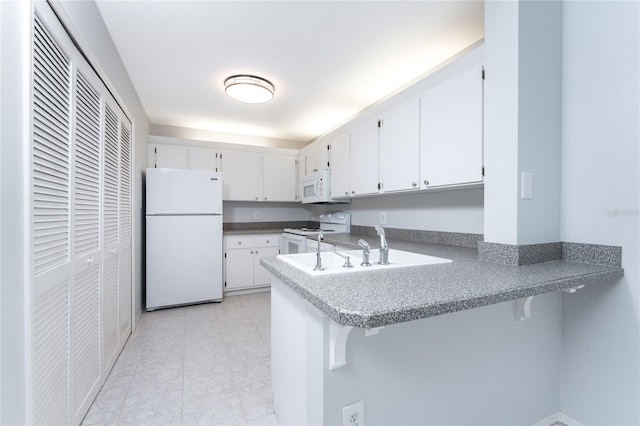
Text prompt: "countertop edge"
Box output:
[[261, 257, 624, 328]]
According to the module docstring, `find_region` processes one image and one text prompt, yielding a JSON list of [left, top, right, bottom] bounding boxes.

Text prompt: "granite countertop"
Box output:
[[260, 234, 624, 328]]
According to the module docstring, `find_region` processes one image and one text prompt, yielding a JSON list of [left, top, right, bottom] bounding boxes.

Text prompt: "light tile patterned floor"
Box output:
[[82, 292, 279, 426]]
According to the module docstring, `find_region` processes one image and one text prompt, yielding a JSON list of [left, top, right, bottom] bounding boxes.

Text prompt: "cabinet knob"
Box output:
[[255, 250, 258, 254], [237, 241, 242, 245], [87, 257, 94, 265], [266, 240, 270, 243], [345, 191, 349, 195], [424, 179, 429, 186], [264, 197, 267, 200], [411, 182, 417, 187], [351, 191, 355, 194], [255, 197, 259, 200]]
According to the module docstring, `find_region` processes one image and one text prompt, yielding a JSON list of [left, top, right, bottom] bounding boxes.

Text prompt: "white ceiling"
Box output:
[[96, 1, 484, 143]]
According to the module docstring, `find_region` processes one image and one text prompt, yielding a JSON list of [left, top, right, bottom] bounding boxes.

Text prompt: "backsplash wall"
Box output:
[[223, 201, 310, 223], [307, 187, 484, 234], [223, 187, 484, 235]]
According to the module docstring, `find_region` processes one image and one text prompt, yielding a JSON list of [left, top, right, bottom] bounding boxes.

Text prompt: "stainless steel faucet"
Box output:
[[358, 239, 371, 266], [313, 232, 325, 271], [374, 225, 389, 265]]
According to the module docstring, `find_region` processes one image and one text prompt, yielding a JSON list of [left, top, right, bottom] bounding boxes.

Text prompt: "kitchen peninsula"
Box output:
[[261, 235, 623, 425]]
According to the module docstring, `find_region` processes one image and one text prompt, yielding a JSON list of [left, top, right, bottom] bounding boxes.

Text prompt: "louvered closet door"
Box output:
[[102, 96, 120, 374], [118, 117, 132, 347], [31, 4, 73, 425], [70, 54, 103, 425]]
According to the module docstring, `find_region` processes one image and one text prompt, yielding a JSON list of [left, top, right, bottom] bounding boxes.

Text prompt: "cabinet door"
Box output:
[[420, 64, 484, 188], [225, 248, 255, 290], [380, 98, 420, 192], [188, 147, 219, 171], [220, 150, 261, 201], [303, 143, 329, 177], [330, 132, 351, 198], [350, 117, 380, 196], [254, 246, 280, 287], [151, 144, 188, 169], [263, 155, 297, 202]]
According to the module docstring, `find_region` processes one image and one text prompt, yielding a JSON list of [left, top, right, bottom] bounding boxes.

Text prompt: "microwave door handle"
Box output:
[[314, 179, 321, 196]]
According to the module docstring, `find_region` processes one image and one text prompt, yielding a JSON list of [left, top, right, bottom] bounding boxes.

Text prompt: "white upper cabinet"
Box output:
[[148, 144, 220, 171], [149, 144, 187, 169], [420, 64, 484, 188], [220, 151, 298, 202], [379, 97, 420, 193], [220, 150, 262, 201], [301, 142, 330, 177], [329, 132, 351, 198], [350, 116, 380, 196], [188, 147, 220, 171], [262, 155, 298, 202]]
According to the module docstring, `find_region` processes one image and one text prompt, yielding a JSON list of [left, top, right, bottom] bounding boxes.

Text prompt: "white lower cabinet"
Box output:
[[224, 234, 280, 291]]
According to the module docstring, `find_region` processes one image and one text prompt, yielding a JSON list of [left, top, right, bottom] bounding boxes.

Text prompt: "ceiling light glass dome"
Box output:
[[224, 75, 274, 104]]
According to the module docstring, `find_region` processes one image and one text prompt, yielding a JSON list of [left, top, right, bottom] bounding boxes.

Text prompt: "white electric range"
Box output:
[[281, 212, 351, 254]]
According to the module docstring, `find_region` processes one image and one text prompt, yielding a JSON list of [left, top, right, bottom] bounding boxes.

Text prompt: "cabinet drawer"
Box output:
[[225, 235, 253, 248], [255, 234, 280, 248]]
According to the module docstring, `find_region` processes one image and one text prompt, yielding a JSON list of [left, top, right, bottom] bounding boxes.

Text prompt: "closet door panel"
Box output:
[[31, 5, 73, 425], [118, 118, 132, 344], [102, 100, 120, 372], [32, 9, 72, 276], [70, 56, 103, 423], [33, 277, 70, 426]]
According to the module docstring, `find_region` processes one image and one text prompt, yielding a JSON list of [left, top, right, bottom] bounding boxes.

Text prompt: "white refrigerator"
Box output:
[[146, 168, 223, 310]]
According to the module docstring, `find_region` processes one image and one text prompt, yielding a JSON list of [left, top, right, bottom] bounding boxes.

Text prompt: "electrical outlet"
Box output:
[[379, 211, 387, 225], [254, 211, 261, 220], [343, 400, 364, 426]]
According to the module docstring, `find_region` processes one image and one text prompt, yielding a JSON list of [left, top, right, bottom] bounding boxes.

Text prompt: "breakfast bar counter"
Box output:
[[260, 237, 623, 328]]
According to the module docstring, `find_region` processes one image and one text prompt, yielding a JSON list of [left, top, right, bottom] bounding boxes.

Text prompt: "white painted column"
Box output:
[[483, 0, 562, 245]]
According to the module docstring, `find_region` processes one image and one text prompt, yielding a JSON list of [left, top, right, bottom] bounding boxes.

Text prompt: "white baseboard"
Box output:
[[224, 286, 271, 297], [533, 412, 584, 426]]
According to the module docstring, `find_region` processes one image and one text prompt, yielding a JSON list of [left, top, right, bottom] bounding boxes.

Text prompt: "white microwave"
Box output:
[[301, 169, 334, 204]]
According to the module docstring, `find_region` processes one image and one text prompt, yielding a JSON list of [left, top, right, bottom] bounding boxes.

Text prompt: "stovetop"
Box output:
[[283, 228, 339, 236], [283, 212, 351, 236]]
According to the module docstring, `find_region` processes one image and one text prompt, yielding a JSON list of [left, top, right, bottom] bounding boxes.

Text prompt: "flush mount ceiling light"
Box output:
[[224, 75, 274, 104]]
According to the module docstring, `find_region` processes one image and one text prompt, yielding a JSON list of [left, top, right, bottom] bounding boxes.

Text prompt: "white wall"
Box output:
[[516, 0, 562, 245], [54, 0, 150, 325], [559, 1, 640, 423], [308, 187, 484, 234], [322, 293, 562, 425], [224, 202, 310, 223], [0, 2, 30, 423]]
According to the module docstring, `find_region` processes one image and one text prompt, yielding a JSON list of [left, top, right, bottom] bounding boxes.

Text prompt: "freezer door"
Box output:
[[146, 168, 222, 214], [146, 215, 223, 309]]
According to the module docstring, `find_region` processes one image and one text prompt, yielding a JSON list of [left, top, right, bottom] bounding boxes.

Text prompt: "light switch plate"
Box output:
[[521, 172, 533, 199]]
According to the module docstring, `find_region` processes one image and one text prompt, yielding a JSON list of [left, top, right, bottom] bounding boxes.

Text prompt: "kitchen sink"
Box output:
[[278, 249, 451, 275]]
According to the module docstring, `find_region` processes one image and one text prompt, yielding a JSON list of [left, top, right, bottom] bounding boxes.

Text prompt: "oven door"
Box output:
[[281, 232, 307, 254]]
